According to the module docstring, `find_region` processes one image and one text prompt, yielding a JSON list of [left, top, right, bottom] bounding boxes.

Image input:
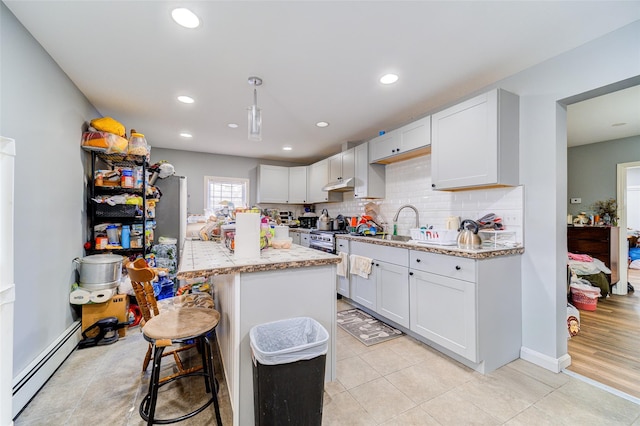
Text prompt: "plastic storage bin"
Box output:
[[250, 317, 329, 426], [569, 283, 601, 311]]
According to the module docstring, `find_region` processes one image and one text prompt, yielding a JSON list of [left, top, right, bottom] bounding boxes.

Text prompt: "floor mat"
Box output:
[[337, 308, 403, 346]]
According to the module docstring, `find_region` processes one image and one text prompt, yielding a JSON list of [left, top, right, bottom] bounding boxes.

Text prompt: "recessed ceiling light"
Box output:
[[282, 146, 293, 151], [316, 121, 329, 128], [180, 132, 193, 138], [228, 123, 239, 129], [177, 95, 194, 104], [611, 122, 627, 127], [171, 8, 200, 29], [379, 73, 399, 84]]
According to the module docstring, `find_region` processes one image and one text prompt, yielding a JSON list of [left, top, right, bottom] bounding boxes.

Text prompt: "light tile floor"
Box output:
[[14, 299, 640, 425]]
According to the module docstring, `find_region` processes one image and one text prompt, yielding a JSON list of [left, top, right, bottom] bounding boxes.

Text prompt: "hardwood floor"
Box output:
[[567, 268, 640, 399]]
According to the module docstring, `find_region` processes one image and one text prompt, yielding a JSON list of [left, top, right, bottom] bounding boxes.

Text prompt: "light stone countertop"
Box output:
[[337, 234, 524, 259], [177, 239, 339, 279]]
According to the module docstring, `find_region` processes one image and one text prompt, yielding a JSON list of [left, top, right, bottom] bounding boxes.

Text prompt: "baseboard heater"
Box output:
[[12, 320, 82, 419]]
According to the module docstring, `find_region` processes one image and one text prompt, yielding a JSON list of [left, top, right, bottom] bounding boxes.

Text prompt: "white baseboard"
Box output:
[[520, 346, 571, 373], [12, 321, 81, 419]]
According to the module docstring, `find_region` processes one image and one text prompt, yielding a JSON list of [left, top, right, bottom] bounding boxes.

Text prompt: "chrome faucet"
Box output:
[[392, 204, 419, 235]]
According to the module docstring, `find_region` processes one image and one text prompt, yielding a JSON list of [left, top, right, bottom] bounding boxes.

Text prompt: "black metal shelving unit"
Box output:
[[86, 150, 150, 257]]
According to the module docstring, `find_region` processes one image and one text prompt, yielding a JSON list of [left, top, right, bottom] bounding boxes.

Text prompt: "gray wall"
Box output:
[[568, 136, 640, 216], [1, 3, 99, 377], [150, 147, 300, 215]]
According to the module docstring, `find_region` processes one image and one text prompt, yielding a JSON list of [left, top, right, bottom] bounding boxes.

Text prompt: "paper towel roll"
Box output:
[[69, 288, 92, 305], [89, 288, 114, 304], [274, 225, 289, 240], [235, 212, 261, 259]]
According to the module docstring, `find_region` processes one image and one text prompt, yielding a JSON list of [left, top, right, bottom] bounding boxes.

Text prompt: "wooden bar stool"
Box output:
[[140, 308, 223, 425], [127, 259, 222, 425]]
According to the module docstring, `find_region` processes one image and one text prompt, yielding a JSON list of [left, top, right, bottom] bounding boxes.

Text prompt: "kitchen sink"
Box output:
[[385, 235, 411, 242], [363, 234, 411, 242]]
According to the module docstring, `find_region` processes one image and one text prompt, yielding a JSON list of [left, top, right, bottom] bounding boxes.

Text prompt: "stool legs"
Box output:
[[139, 335, 223, 425], [142, 344, 165, 425], [205, 334, 223, 426]]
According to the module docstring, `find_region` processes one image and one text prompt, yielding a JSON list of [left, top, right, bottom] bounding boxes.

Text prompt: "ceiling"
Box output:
[[5, 1, 640, 163]]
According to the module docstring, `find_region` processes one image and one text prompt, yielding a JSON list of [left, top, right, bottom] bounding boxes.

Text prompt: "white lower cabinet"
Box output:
[[300, 232, 310, 247], [336, 238, 350, 297], [409, 269, 477, 361], [289, 230, 301, 245], [350, 241, 409, 324], [377, 261, 410, 328], [408, 250, 521, 372], [351, 266, 376, 311]]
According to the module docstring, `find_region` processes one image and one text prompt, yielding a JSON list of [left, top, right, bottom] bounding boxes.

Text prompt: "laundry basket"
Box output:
[[569, 283, 601, 311]]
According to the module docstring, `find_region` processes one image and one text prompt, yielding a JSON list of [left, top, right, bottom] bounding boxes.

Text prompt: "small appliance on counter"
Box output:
[[298, 214, 318, 229]]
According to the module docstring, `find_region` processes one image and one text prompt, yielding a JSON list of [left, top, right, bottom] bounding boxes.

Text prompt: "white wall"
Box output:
[[0, 3, 99, 378], [499, 22, 640, 368]]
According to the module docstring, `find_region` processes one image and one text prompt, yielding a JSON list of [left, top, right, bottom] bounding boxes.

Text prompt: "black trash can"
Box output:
[[250, 317, 329, 426]]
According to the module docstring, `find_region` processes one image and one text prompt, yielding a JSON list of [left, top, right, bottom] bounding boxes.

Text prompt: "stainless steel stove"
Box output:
[[309, 229, 349, 254]]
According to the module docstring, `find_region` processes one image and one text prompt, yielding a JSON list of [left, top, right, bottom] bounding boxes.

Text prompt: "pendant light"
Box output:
[[248, 77, 263, 141]]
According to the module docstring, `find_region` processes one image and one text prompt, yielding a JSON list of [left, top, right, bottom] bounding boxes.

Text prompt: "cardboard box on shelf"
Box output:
[[82, 294, 129, 338]]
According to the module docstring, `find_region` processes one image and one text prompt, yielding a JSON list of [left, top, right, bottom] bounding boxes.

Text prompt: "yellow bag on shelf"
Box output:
[[90, 117, 126, 137]]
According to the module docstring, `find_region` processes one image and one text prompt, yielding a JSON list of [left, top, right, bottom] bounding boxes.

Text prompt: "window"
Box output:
[[204, 176, 249, 212]]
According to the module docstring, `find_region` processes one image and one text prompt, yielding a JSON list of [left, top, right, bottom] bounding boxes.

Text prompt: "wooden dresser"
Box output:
[[568, 226, 619, 284]]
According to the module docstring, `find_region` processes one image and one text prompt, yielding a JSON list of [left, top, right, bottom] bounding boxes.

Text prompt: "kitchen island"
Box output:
[[177, 240, 340, 426]]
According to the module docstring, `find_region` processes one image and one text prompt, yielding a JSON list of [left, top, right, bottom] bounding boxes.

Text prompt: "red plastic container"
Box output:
[[571, 289, 598, 311]]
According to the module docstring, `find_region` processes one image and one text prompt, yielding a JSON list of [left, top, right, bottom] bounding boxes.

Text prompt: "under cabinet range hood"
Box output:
[[322, 177, 355, 192]]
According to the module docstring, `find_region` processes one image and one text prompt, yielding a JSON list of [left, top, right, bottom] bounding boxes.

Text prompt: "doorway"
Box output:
[[565, 83, 640, 400]]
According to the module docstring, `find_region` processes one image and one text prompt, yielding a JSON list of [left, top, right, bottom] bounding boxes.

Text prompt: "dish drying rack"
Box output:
[[409, 228, 458, 246]]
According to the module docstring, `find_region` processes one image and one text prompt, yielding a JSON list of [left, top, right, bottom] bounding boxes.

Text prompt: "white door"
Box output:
[[288, 166, 308, 203], [376, 261, 409, 328], [0, 137, 15, 425], [352, 266, 376, 311], [409, 269, 477, 361], [431, 90, 498, 190]]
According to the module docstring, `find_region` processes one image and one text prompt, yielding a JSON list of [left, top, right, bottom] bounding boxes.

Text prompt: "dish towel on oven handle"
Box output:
[[337, 252, 348, 277], [349, 255, 373, 278]]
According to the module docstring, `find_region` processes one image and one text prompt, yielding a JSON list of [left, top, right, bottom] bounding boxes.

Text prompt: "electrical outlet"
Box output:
[[570, 198, 581, 204]]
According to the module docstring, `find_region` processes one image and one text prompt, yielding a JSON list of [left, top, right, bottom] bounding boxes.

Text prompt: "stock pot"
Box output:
[[73, 254, 124, 290]]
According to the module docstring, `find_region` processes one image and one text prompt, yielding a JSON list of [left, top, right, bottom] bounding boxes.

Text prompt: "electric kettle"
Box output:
[[317, 209, 333, 231], [457, 219, 482, 249]]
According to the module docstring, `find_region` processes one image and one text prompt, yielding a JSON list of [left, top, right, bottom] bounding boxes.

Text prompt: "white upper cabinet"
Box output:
[[328, 148, 355, 183], [369, 116, 431, 164], [258, 164, 308, 204], [353, 142, 385, 199], [288, 166, 308, 204], [257, 165, 289, 203], [308, 159, 342, 203], [431, 89, 519, 190]]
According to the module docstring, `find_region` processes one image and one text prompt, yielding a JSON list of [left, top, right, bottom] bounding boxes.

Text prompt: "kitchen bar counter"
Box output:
[[177, 238, 340, 279], [336, 234, 524, 259], [176, 239, 338, 426]]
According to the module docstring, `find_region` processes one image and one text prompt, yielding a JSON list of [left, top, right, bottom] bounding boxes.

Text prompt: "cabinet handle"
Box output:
[[455, 265, 461, 270], [409, 272, 414, 276], [396, 147, 400, 152], [371, 261, 375, 265], [338, 244, 343, 247], [416, 258, 421, 263], [375, 263, 379, 266], [391, 149, 396, 153]]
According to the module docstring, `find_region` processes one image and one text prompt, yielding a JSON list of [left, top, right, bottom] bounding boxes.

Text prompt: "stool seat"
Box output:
[[143, 308, 220, 341]]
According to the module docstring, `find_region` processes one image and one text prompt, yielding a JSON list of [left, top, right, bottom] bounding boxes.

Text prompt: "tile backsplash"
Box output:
[[267, 155, 524, 245], [317, 155, 524, 244]]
